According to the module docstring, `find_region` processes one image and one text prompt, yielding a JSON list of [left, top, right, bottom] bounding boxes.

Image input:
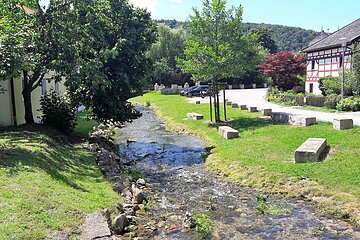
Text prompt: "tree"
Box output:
[[178, 0, 265, 121], [351, 42, 360, 95], [249, 26, 278, 54], [148, 24, 188, 86], [58, 0, 157, 123], [258, 51, 306, 91]]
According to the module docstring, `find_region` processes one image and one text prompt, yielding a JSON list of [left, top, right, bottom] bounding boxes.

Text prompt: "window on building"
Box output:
[[319, 59, 325, 64], [309, 83, 314, 93], [325, 58, 331, 64], [41, 79, 47, 96], [55, 81, 60, 94], [311, 61, 315, 70]]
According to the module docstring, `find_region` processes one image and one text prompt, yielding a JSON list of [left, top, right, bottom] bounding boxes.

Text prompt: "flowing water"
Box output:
[[116, 108, 360, 240]]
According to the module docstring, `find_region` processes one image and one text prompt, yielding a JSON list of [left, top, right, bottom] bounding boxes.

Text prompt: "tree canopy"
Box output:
[[0, 0, 156, 125], [258, 51, 306, 91], [177, 0, 265, 83]]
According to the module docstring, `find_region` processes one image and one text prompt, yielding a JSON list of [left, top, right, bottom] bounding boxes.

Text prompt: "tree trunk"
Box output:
[[22, 85, 34, 124], [22, 71, 34, 124]]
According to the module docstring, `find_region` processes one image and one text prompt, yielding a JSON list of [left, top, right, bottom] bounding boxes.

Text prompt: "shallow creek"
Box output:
[[116, 108, 360, 240]]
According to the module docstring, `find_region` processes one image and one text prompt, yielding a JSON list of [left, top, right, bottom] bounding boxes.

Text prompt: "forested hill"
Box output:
[[155, 19, 319, 52]]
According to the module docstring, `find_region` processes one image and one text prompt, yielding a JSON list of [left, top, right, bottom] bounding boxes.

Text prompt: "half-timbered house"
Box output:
[[303, 18, 360, 94]]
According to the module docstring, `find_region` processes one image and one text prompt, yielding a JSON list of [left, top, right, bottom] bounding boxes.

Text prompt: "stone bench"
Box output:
[[218, 126, 239, 139], [333, 118, 353, 130], [231, 103, 239, 108], [240, 105, 248, 110], [294, 138, 327, 163], [262, 109, 272, 116], [186, 112, 204, 120], [271, 112, 316, 127], [249, 107, 257, 112]]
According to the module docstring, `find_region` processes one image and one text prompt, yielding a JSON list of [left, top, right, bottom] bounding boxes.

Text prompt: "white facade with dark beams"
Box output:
[[303, 18, 360, 94]]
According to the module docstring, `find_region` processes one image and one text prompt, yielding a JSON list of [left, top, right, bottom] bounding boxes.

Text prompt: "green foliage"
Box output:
[[40, 90, 76, 134], [74, 111, 98, 137], [148, 24, 190, 86], [192, 212, 215, 238], [351, 43, 360, 95], [57, 0, 157, 124], [324, 94, 341, 109], [249, 26, 278, 53], [177, 0, 265, 83], [319, 75, 342, 95], [244, 23, 318, 51], [336, 97, 360, 111]]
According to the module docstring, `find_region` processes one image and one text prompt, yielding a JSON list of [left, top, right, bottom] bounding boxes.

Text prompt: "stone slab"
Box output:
[[218, 126, 239, 139], [80, 211, 111, 240], [333, 118, 353, 130], [294, 138, 327, 163], [195, 101, 201, 104], [231, 103, 239, 108], [226, 101, 232, 106], [186, 112, 204, 120], [262, 109, 272, 116], [271, 112, 316, 127], [249, 107, 258, 112], [240, 105, 248, 110]]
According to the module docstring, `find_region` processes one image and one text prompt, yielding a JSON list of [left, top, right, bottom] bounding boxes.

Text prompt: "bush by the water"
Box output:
[[40, 91, 76, 134], [336, 97, 360, 111]]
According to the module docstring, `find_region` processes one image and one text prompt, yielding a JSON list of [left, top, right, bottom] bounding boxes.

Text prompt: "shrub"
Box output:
[[292, 86, 305, 94], [40, 91, 76, 134], [336, 97, 360, 111], [324, 94, 341, 109]]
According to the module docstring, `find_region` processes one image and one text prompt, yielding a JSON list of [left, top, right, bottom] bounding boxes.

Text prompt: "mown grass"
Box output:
[[131, 92, 360, 222], [0, 125, 119, 239]]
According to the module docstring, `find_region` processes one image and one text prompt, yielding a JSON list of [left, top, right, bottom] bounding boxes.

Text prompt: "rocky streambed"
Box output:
[[115, 107, 360, 239]]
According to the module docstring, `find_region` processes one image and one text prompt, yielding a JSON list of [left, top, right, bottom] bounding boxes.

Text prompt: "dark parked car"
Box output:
[[180, 86, 198, 96], [181, 85, 209, 97]]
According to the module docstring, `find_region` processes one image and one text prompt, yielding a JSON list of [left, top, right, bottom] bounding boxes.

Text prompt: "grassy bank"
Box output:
[[131, 92, 360, 223], [0, 124, 118, 239]]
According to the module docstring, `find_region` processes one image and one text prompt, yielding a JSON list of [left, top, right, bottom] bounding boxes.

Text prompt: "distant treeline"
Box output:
[[155, 19, 319, 52]]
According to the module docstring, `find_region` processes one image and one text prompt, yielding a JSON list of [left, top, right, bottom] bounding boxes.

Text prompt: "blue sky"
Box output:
[[129, 0, 360, 32]]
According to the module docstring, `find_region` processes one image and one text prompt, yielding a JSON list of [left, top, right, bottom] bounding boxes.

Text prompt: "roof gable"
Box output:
[[303, 18, 360, 52]]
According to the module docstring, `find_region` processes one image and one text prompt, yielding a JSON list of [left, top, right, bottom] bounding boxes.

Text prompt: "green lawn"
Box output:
[[0, 125, 119, 239], [294, 105, 339, 113], [132, 92, 360, 222]]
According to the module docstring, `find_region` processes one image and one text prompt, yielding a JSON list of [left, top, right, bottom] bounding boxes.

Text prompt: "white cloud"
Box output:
[[129, 0, 158, 13]]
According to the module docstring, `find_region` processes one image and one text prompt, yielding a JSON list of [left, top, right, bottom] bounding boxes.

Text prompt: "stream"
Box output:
[[115, 107, 360, 240]]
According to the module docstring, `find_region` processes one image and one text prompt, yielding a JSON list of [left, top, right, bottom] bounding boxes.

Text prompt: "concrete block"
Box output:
[[240, 84, 245, 89], [218, 126, 239, 139], [249, 107, 258, 112], [333, 118, 353, 130], [262, 109, 272, 116], [289, 116, 316, 127], [231, 103, 239, 108], [294, 138, 327, 163], [252, 84, 256, 89], [228, 85, 233, 90], [271, 112, 316, 126], [186, 112, 204, 120], [226, 101, 232, 106], [240, 105, 248, 110], [195, 101, 201, 104]]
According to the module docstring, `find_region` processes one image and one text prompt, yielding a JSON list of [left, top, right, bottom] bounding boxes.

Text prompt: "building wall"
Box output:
[[0, 81, 14, 126], [0, 74, 66, 126], [306, 47, 351, 94]]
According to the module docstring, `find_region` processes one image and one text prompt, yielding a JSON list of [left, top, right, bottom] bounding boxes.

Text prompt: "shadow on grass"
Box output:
[[0, 126, 101, 191], [208, 115, 274, 133]]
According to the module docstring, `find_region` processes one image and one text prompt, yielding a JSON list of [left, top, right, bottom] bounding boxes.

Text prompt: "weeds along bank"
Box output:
[[131, 92, 360, 225]]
